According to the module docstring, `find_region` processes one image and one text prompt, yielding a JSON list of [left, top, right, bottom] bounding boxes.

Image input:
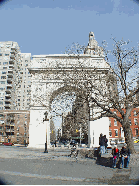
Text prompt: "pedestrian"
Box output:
[[54, 140, 56, 147], [120, 144, 130, 169], [104, 135, 108, 153], [112, 145, 119, 168], [99, 133, 105, 154]]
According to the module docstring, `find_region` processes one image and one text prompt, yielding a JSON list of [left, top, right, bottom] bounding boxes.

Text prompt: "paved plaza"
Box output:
[[0, 145, 139, 185]]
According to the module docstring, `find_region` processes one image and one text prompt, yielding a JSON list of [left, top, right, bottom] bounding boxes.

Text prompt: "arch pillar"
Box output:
[[88, 117, 109, 148], [28, 106, 51, 149]]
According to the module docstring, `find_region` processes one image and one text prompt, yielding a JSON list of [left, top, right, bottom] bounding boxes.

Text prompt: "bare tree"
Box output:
[[64, 37, 139, 153], [50, 118, 56, 142], [97, 38, 139, 153], [65, 42, 86, 54]]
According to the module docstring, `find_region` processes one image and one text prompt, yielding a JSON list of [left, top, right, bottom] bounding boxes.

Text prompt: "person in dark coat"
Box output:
[[120, 144, 131, 168], [104, 135, 108, 153], [99, 133, 105, 154]]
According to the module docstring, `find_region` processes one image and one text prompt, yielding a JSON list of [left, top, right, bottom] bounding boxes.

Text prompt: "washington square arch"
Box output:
[[28, 32, 111, 148]]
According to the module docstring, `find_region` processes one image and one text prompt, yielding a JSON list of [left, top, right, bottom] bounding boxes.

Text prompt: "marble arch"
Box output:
[[28, 33, 110, 148], [49, 85, 87, 108]]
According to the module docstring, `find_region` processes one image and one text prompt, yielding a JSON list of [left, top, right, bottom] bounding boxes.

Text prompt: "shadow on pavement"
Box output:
[[95, 156, 122, 169], [95, 156, 113, 168]]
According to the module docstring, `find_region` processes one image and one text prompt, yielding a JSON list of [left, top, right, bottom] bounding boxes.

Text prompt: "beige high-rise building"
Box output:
[[0, 41, 31, 110], [0, 41, 20, 110], [16, 53, 31, 110]]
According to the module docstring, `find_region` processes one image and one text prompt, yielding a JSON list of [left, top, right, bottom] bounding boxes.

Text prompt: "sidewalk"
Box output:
[[0, 145, 139, 184]]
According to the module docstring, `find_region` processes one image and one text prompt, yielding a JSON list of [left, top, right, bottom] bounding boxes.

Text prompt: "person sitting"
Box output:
[[120, 144, 131, 169], [112, 145, 119, 168]]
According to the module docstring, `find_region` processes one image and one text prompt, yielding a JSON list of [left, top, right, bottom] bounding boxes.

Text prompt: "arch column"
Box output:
[[28, 106, 51, 148]]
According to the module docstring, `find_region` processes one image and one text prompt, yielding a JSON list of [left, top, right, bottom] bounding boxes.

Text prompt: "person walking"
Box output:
[[99, 133, 105, 154], [120, 144, 131, 169], [112, 145, 119, 168]]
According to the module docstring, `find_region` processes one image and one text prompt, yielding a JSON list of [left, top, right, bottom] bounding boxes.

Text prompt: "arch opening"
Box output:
[[49, 85, 89, 145]]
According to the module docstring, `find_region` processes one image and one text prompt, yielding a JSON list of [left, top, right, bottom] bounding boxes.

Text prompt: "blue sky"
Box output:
[[0, 0, 139, 55], [0, 0, 139, 128]]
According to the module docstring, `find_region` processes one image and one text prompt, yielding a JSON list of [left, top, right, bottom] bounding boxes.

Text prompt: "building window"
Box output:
[[134, 110, 137, 116], [134, 118, 138, 125], [1, 81, 5, 84], [3, 62, 8, 65], [2, 71, 6, 74], [109, 129, 112, 137], [114, 119, 117, 126], [1, 76, 6, 79], [114, 129, 118, 137], [129, 119, 132, 126], [3, 67, 7, 69], [135, 128, 138, 136], [6, 45, 10, 48], [0, 102, 3, 105], [0, 53, 2, 56], [109, 119, 111, 127]]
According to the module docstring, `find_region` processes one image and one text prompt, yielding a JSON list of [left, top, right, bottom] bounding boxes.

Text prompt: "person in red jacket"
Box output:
[[112, 145, 119, 168]]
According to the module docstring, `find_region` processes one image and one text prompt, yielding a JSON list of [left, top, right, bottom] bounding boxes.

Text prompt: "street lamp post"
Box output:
[[79, 126, 81, 147], [24, 123, 27, 147], [43, 111, 48, 153]]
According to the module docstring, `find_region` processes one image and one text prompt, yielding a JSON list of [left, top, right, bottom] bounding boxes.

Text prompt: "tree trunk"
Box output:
[[123, 124, 135, 153]]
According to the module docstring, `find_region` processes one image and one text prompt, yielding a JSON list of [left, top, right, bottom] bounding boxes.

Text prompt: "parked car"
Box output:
[[118, 140, 125, 144], [3, 142, 13, 146], [70, 140, 78, 146], [110, 140, 115, 145], [61, 140, 69, 145], [50, 141, 55, 147], [56, 142, 64, 147], [64, 141, 70, 147], [134, 139, 139, 143]]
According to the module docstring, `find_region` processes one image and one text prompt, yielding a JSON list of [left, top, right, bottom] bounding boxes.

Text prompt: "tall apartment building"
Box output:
[[0, 41, 20, 110], [0, 41, 31, 110], [16, 53, 31, 110]]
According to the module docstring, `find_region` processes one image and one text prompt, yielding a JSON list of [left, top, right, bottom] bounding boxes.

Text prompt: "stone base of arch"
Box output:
[[28, 108, 109, 149], [88, 117, 109, 148], [28, 108, 50, 149]]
